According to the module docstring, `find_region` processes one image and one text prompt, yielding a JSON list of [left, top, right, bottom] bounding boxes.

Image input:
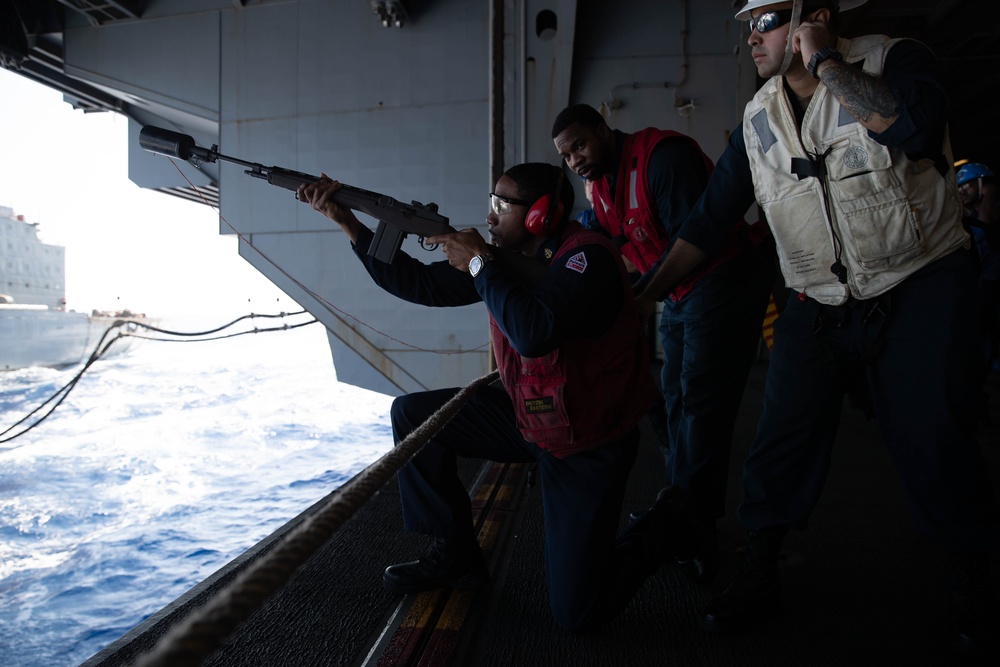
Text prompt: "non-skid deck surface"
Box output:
[[85, 361, 1000, 667]]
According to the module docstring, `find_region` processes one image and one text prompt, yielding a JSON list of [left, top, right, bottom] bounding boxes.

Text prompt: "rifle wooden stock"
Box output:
[[139, 124, 547, 284]]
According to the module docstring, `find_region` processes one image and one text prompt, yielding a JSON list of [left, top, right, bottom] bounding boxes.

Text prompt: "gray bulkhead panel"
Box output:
[[66, 9, 224, 192], [544, 0, 758, 220], [56, 0, 499, 396], [64, 9, 221, 122], [516, 0, 576, 165], [568, 1, 748, 159], [48, 0, 755, 396], [217, 1, 496, 395]]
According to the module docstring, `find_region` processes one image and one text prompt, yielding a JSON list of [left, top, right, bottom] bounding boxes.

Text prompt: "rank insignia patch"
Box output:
[[566, 251, 588, 274]]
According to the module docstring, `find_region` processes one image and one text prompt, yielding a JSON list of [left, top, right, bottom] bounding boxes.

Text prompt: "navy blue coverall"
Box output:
[[673, 40, 1000, 553], [605, 129, 775, 522], [349, 223, 662, 631]]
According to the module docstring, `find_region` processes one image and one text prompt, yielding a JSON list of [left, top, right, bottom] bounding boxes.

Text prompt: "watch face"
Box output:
[[470, 255, 483, 276]]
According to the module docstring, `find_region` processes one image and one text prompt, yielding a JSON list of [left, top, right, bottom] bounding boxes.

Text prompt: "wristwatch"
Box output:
[[808, 46, 843, 79], [469, 252, 493, 277]]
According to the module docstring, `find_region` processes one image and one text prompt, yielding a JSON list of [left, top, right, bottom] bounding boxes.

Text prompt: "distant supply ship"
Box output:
[[0, 204, 151, 371]]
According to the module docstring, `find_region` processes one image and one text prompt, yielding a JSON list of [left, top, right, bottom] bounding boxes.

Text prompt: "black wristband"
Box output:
[[808, 46, 843, 78]]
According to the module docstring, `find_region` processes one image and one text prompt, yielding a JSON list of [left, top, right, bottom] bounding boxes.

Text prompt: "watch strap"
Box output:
[[808, 46, 843, 79], [470, 252, 493, 277]]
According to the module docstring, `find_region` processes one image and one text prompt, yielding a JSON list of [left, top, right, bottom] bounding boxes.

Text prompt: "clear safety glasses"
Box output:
[[490, 192, 530, 216], [748, 9, 794, 34]]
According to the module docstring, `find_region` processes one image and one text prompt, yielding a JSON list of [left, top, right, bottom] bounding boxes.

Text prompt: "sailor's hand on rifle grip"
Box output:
[[426, 228, 488, 272], [298, 174, 362, 243]]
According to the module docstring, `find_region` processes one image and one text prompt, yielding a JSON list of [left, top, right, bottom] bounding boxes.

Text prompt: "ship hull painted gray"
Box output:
[[0, 307, 93, 370], [2, 2, 993, 394], [0, 206, 149, 371], [0, 308, 144, 371], [3, 0, 752, 395]]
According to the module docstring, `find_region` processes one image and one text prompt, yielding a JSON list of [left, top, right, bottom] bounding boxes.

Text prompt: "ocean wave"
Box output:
[[0, 323, 394, 666]]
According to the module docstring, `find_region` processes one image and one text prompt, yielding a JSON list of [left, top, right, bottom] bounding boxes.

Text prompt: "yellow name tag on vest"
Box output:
[[523, 397, 554, 414]]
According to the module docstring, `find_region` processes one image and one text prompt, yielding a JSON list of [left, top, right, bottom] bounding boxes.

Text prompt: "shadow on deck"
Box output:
[[84, 360, 1000, 666]]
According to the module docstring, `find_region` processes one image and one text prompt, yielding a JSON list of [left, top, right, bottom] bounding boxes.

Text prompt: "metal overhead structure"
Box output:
[[0, 0, 997, 395], [52, 0, 141, 26]]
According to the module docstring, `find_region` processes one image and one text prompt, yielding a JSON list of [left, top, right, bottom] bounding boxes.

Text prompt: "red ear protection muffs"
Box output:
[[524, 167, 566, 236]]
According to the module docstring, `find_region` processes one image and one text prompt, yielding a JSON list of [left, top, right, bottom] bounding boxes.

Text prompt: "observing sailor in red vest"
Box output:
[[553, 103, 775, 586], [298, 161, 711, 632]]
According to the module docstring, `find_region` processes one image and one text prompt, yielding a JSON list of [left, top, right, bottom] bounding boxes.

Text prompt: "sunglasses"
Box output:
[[748, 9, 794, 34], [490, 192, 530, 216]]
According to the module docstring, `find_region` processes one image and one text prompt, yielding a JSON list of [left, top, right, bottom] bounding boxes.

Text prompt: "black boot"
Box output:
[[383, 536, 490, 594], [702, 526, 787, 634], [676, 521, 719, 587], [626, 488, 719, 586], [949, 550, 998, 660], [619, 485, 714, 574]]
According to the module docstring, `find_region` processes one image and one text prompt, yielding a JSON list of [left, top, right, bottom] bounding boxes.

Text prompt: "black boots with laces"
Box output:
[[620, 485, 715, 577], [675, 522, 719, 587], [383, 535, 490, 595]]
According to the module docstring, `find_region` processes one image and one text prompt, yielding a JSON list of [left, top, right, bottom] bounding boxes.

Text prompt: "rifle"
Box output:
[[139, 125, 461, 265]]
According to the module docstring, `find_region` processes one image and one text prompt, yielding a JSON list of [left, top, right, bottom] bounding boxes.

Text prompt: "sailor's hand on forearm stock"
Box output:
[[426, 228, 488, 273], [297, 174, 362, 243]]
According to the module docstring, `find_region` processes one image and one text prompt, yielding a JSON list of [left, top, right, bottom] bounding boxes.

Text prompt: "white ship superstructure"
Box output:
[[0, 204, 147, 370]]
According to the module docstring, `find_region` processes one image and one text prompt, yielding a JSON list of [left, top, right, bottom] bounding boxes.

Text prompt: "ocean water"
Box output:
[[0, 317, 395, 666]]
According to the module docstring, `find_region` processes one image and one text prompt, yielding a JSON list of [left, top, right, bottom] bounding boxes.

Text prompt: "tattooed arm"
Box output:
[[795, 12, 946, 145], [792, 14, 900, 133], [816, 60, 899, 133], [828, 39, 947, 158]]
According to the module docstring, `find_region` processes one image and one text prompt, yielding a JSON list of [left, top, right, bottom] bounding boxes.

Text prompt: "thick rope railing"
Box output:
[[131, 369, 500, 667]]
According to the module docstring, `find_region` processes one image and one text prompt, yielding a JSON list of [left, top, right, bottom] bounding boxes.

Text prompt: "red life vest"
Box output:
[[490, 224, 657, 458], [591, 128, 752, 301]]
